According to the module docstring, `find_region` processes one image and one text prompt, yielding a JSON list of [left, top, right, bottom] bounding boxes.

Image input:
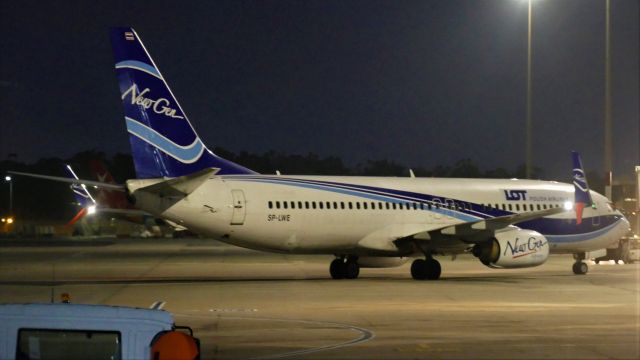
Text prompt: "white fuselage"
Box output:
[[129, 175, 629, 257]]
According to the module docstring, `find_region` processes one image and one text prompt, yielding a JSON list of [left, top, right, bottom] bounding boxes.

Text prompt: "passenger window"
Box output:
[[326, 201, 331, 209], [340, 202, 345, 209], [378, 202, 383, 210], [333, 202, 338, 209], [508, 204, 513, 211], [371, 202, 376, 209], [298, 201, 302, 209], [283, 202, 288, 209], [291, 201, 296, 209], [363, 202, 368, 210], [305, 201, 310, 209], [385, 202, 390, 210], [348, 202, 353, 209], [268, 201, 273, 209], [530, 204, 534, 211], [312, 202, 316, 209], [276, 201, 281, 209], [501, 204, 506, 210], [536, 204, 541, 211], [392, 203, 397, 210], [356, 202, 361, 210], [515, 204, 520, 211], [413, 203, 418, 210], [319, 202, 323, 209]]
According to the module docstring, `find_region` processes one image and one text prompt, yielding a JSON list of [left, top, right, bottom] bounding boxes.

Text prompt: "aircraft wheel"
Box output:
[[572, 261, 588, 275], [425, 258, 442, 280], [411, 259, 428, 280], [330, 258, 346, 279], [345, 260, 360, 279]]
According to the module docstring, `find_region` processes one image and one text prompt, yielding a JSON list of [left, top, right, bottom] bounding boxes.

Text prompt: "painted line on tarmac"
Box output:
[[223, 316, 375, 359]]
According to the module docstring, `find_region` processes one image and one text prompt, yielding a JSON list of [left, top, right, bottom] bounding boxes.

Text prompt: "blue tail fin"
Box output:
[[571, 151, 592, 225], [109, 27, 256, 178]]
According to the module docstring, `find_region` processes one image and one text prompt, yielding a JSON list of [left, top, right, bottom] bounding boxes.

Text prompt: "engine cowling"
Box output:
[[472, 229, 549, 269]]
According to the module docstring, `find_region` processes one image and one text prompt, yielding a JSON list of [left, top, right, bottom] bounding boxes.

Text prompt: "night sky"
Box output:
[[1, 0, 638, 180]]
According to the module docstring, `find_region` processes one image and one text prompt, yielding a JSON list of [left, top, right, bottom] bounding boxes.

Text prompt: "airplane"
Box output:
[[10, 27, 630, 280], [65, 164, 97, 226]]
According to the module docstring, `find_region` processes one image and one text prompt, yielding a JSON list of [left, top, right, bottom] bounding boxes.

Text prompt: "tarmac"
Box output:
[[1, 236, 639, 359]]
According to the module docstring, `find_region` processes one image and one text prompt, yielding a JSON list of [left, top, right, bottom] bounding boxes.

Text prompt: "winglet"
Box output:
[[571, 151, 592, 225]]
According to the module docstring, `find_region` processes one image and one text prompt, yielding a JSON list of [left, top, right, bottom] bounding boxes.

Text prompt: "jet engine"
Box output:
[[472, 229, 549, 269]]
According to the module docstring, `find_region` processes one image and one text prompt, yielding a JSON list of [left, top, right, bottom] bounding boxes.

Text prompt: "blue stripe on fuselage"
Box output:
[[544, 218, 623, 243], [226, 176, 621, 244]]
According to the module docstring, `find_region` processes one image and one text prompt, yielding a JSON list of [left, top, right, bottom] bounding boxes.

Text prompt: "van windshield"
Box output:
[[17, 329, 121, 360]]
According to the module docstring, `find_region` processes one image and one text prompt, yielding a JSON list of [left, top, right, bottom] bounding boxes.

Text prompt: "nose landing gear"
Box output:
[[572, 253, 588, 275]]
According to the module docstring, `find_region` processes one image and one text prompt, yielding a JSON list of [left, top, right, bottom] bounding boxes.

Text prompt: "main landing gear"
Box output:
[[329, 256, 360, 279], [410, 256, 441, 280], [572, 253, 588, 275]]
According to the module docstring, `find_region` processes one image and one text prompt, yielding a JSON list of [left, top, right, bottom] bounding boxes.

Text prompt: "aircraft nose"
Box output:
[[617, 215, 630, 235], [622, 216, 630, 230]]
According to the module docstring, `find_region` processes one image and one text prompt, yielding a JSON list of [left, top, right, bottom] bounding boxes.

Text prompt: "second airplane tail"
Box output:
[[571, 150, 593, 225], [109, 27, 256, 179]]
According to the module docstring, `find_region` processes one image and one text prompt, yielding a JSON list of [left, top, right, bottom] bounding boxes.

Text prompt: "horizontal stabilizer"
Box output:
[[8, 171, 126, 191], [93, 207, 149, 216], [131, 168, 218, 197]]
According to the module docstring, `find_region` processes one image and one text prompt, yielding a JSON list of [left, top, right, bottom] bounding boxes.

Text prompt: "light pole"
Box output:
[[4, 176, 12, 215], [525, 0, 533, 179], [604, 0, 612, 200]]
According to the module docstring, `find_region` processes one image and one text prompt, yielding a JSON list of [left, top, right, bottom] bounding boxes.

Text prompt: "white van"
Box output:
[[0, 303, 199, 360]]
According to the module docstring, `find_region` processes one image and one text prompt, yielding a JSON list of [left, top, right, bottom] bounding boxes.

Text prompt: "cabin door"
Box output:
[[230, 190, 246, 225]]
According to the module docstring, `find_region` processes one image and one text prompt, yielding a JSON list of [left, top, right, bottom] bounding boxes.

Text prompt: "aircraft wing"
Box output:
[[357, 207, 569, 255], [8, 171, 126, 191], [422, 207, 568, 239]]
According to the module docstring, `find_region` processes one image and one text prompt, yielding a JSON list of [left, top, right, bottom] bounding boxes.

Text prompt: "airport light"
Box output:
[[87, 205, 97, 215], [6, 217, 13, 224], [564, 201, 574, 211], [4, 175, 12, 215]]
